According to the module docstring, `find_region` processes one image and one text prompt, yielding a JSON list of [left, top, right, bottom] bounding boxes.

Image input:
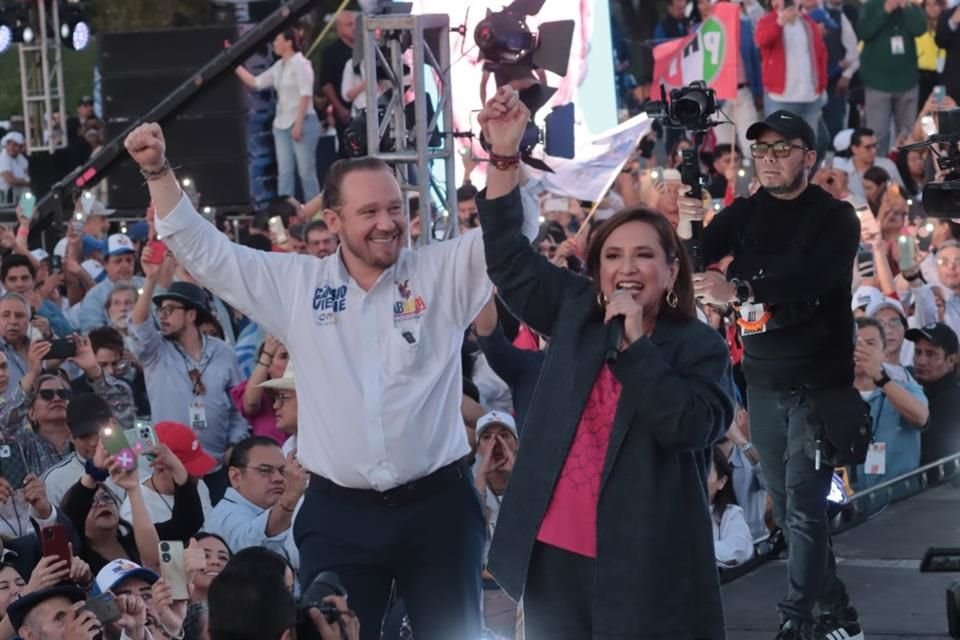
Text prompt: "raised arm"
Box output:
[[124, 123, 305, 341], [476, 87, 590, 336]]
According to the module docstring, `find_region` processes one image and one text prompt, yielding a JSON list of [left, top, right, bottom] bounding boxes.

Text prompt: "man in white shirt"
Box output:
[[844, 127, 905, 201], [0, 132, 29, 203], [123, 85, 537, 640]]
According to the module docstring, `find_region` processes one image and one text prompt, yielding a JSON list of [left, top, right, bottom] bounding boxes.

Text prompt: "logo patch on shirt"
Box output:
[[393, 279, 427, 322], [313, 283, 348, 325]]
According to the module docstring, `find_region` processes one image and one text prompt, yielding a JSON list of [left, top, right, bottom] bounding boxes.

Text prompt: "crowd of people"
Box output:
[[0, 1, 957, 640]]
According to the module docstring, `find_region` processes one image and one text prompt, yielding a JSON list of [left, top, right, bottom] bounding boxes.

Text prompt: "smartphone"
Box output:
[[100, 424, 137, 471], [159, 541, 190, 600], [856, 204, 881, 239], [40, 524, 72, 566], [821, 151, 835, 170], [46, 338, 77, 360], [146, 240, 167, 265], [0, 443, 29, 489], [917, 221, 935, 252], [857, 246, 876, 279], [81, 593, 122, 625], [70, 220, 84, 235], [50, 255, 63, 272], [932, 85, 946, 105], [897, 233, 915, 271], [124, 421, 158, 461], [19, 191, 35, 220], [268, 216, 289, 245]]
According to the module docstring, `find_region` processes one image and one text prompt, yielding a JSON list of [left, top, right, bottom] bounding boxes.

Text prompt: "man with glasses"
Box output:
[[909, 241, 960, 342], [844, 127, 904, 202], [130, 253, 249, 505], [203, 435, 307, 579], [682, 110, 863, 640]]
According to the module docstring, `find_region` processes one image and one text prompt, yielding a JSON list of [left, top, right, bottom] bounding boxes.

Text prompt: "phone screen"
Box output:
[[19, 192, 35, 220]]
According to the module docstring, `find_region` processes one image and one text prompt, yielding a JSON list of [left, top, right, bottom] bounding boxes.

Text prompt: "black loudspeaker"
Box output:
[[98, 26, 250, 210]]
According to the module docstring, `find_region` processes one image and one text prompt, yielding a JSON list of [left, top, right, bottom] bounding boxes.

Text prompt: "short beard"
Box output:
[[765, 168, 806, 196]]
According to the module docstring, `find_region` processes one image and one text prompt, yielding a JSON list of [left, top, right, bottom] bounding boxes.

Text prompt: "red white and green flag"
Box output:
[[651, 3, 741, 101]]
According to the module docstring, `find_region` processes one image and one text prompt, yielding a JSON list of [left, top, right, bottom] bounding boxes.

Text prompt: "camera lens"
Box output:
[[160, 542, 169, 551], [162, 553, 171, 562]]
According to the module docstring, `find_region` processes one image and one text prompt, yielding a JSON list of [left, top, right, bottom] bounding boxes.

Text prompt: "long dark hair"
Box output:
[[279, 27, 302, 52], [711, 445, 738, 523], [585, 206, 696, 323]]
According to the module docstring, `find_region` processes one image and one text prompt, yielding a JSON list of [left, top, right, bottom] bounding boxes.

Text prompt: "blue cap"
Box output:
[[127, 221, 150, 243], [81, 235, 107, 258]]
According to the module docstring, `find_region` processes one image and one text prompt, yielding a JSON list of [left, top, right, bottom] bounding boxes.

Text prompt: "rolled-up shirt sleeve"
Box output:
[[296, 56, 314, 98], [253, 61, 277, 91]]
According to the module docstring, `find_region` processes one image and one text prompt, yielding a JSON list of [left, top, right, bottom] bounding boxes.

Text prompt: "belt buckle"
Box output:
[[382, 482, 413, 507]]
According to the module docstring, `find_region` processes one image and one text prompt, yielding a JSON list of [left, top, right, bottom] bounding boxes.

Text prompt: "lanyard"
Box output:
[[173, 339, 211, 397]]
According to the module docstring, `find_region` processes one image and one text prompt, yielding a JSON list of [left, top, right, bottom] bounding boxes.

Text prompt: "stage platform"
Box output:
[[722, 479, 960, 639]]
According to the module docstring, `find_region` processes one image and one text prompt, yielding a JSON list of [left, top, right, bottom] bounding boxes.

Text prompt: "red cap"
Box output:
[[155, 422, 217, 477]]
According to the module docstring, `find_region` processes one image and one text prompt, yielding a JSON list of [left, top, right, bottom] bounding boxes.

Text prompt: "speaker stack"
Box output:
[[98, 26, 251, 210]]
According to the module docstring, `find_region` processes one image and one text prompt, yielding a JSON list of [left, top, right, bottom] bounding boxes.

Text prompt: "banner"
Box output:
[[540, 113, 653, 203], [651, 3, 741, 101]]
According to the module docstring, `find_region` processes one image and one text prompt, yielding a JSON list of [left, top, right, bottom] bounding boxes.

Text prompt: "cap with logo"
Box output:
[[67, 393, 113, 438], [852, 286, 884, 312], [746, 110, 817, 153], [866, 296, 906, 322], [93, 559, 159, 595], [905, 322, 960, 355], [476, 410, 518, 440], [155, 421, 217, 477], [107, 234, 135, 257]]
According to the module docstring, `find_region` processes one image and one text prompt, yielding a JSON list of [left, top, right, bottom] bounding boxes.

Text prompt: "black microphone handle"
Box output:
[[604, 316, 625, 365]]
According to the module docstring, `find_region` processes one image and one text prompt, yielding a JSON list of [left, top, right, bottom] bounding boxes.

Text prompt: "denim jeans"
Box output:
[[274, 112, 322, 201], [747, 386, 850, 626], [764, 95, 826, 149]]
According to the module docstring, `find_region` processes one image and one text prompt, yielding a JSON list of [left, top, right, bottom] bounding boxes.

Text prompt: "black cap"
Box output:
[[153, 282, 214, 325], [67, 393, 113, 437], [6, 585, 86, 631], [78, 95, 93, 105], [746, 110, 817, 152], [905, 322, 960, 355]]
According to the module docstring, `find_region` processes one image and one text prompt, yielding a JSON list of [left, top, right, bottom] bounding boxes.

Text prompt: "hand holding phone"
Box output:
[[145, 240, 168, 265], [40, 524, 73, 567], [268, 216, 289, 246], [897, 232, 916, 271], [159, 541, 190, 600], [19, 192, 35, 220], [81, 592, 122, 625], [46, 338, 77, 360], [100, 424, 137, 471]]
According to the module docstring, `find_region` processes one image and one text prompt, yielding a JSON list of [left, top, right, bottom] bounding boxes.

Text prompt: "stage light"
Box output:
[[0, 22, 11, 54], [60, 16, 89, 50]]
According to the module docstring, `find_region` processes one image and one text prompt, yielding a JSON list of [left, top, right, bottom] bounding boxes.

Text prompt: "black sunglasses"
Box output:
[[37, 389, 71, 401]]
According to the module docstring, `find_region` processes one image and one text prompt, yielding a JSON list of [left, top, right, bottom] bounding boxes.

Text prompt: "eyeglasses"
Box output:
[[750, 141, 808, 158], [876, 318, 904, 330], [92, 492, 116, 507], [37, 388, 71, 401], [156, 304, 186, 317], [238, 464, 286, 478], [270, 392, 295, 407], [858, 143, 878, 150], [937, 257, 960, 268]]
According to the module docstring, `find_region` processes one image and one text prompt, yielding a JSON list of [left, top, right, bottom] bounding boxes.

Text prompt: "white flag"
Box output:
[[540, 114, 653, 202]]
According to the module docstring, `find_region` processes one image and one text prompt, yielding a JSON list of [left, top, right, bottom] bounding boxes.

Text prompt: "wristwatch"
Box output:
[[874, 370, 892, 389]]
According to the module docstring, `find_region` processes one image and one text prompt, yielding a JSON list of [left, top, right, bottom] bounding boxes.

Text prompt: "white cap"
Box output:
[[77, 194, 115, 219], [833, 128, 853, 153], [53, 237, 68, 258], [106, 234, 135, 257], [852, 285, 883, 311], [476, 410, 518, 439], [866, 296, 905, 319], [81, 259, 105, 282], [30, 248, 49, 262], [1, 131, 24, 146]]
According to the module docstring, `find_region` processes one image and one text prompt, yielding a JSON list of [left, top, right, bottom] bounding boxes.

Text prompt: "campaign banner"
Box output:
[[651, 3, 741, 100]]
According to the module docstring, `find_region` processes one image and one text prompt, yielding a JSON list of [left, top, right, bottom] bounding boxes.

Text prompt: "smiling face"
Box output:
[[0, 565, 25, 617], [325, 169, 406, 274], [194, 536, 231, 591], [597, 220, 679, 319]]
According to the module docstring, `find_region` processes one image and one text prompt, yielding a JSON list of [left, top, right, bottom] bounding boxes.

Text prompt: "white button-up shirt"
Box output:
[[157, 192, 537, 491], [254, 52, 317, 130]]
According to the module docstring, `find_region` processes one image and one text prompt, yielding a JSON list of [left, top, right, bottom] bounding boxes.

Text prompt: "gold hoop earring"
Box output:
[[665, 289, 679, 308]]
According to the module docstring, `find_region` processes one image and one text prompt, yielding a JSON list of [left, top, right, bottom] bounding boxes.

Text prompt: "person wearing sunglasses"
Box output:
[[682, 110, 864, 640]]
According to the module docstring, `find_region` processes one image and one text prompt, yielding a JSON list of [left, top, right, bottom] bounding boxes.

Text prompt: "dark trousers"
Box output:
[[294, 464, 485, 640], [204, 466, 229, 506], [748, 387, 850, 626], [523, 542, 594, 640]]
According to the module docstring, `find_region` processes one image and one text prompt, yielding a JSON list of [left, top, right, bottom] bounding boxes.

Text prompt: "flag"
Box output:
[[540, 113, 653, 203], [651, 3, 741, 100]]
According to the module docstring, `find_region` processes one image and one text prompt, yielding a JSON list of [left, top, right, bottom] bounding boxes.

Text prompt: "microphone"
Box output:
[[604, 316, 625, 365]]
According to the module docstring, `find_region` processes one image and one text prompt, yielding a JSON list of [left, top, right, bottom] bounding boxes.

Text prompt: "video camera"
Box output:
[[899, 107, 960, 218], [645, 81, 723, 270], [296, 571, 349, 639]]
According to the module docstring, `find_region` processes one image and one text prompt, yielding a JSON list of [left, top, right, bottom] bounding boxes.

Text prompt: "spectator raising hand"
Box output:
[[112, 592, 148, 640], [63, 602, 103, 640], [151, 577, 189, 637]]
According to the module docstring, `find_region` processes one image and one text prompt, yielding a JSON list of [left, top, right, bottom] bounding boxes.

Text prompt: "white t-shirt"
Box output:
[[712, 504, 755, 568], [254, 52, 317, 130], [119, 477, 213, 524], [0, 149, 29, 191], [769, 20, 817, 103]]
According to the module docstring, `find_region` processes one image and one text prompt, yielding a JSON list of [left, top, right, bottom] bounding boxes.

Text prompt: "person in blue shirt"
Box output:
[[655, 0, 692, 41], [851, 317, 929, 492], [1, 255, 76, 339]]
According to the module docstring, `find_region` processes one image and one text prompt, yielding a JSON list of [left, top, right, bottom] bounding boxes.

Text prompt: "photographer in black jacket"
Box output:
[[682, 111, 863, 640]]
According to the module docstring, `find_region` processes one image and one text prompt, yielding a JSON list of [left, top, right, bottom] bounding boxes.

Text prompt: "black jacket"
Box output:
[[479, 188, 733, 639], [918, 371, 960, 465], [936, 12, 960, 104], [476, 324, 544, 431], [702, 185, 860, 390]]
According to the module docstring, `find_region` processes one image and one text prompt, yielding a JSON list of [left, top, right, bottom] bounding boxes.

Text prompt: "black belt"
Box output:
[[308, 458, 469, 507]]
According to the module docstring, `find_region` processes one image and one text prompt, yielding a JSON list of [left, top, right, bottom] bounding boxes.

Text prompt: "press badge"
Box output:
[[189, 399, 208, 431], [890, 35, 905, 55], [739, 302, 768, 336], [865, 442, 886, 475]]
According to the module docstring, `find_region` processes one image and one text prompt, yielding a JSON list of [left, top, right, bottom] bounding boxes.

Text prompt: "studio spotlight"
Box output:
[[59, 3, 90, 51], [0, 22, 11, 54]]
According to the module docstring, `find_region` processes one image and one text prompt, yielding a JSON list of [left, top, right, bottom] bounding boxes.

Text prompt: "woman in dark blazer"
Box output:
[[476, 88, 735, 639]]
